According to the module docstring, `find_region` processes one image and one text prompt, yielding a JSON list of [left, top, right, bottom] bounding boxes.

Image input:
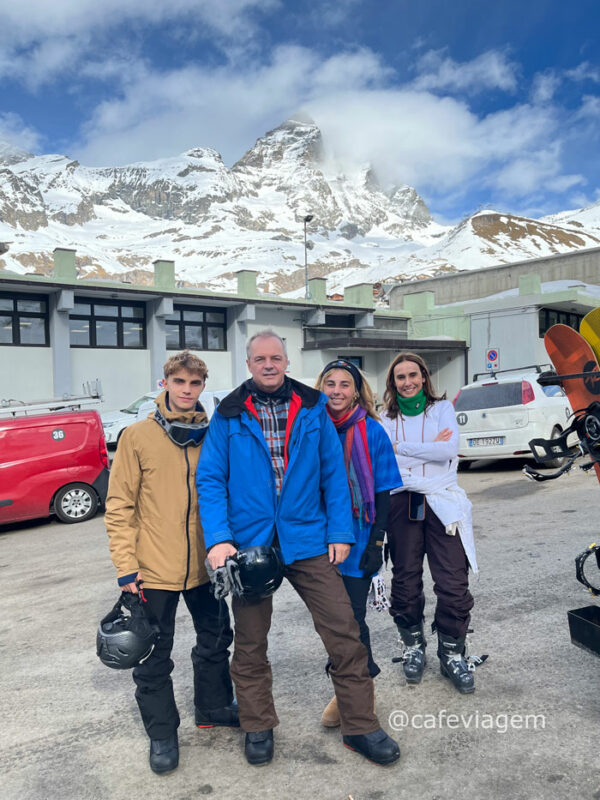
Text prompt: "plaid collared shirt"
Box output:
[[251, 392, 291, 496]]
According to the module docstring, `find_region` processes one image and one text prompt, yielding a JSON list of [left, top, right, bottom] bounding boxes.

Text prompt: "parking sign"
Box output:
[[486, 348, 499, 370]]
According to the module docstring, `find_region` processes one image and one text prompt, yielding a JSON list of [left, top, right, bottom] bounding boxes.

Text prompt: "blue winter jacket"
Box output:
[[196, 379, 354, 565]]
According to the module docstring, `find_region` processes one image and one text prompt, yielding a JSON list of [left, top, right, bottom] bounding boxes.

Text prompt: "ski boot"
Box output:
[[437, 631, 475, 694], [395, 621, 426, 684]]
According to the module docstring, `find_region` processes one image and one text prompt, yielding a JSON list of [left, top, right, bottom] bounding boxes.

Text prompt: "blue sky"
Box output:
[[0, 0, 599, 222]]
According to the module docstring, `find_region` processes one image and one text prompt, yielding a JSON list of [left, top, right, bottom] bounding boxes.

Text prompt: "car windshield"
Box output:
[[121, 394, 154, 414], [455, 382, 522, 411]]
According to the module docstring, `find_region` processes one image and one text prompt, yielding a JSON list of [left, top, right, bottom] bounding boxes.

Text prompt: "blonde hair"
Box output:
[[315, 366, 379, 420], [163, 350, 208, 380], [383, 352, 445, 419]]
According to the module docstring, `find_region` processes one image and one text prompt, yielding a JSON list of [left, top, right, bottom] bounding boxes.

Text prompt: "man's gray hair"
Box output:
[[246, 329, 288, 359]]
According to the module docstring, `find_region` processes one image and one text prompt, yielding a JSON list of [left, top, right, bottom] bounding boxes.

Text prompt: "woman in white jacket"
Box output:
[[380, 352, 478, 694]]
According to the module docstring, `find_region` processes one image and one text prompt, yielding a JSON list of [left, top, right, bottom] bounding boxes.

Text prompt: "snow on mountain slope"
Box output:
[[542, 200, 600, 235], [1, 116, 599, 297]]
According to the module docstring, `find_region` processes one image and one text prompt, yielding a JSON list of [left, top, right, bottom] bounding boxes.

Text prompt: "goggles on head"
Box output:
[[153, 406, 208, 447], [321, 359, 363, 391]]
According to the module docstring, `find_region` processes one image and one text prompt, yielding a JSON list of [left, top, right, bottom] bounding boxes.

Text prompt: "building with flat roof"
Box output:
[[390, 247, 600, 385], [0, 249, 466, 411]]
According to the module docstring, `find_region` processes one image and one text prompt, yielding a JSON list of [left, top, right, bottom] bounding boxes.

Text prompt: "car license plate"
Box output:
[[468, 436, 505, 447]]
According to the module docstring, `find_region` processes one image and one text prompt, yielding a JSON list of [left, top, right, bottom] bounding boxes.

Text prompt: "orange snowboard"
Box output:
[[545, 324, 600, 482]]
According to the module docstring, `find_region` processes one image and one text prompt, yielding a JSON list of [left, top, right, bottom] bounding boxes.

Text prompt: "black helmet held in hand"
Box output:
[[96, 592, 159, 669], [227, 546, 285, 600]]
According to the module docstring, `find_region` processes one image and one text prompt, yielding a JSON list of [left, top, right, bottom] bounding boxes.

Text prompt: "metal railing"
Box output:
[[304, 325, 408, 346]]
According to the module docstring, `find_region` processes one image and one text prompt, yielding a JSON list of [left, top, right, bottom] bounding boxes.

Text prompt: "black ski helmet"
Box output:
[[96, 592, 159, 669], [228, 546, 285, 600]]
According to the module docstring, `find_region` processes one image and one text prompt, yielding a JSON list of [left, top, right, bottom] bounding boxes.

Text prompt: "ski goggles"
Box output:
[[153, 407, 208, 447]]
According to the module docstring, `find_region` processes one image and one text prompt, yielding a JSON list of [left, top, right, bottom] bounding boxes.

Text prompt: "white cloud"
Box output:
[[0, 0, 276, 41], [309, 0, 362, 27], [531, 71, 559, 104], [0, 112, 41, 154], [0, 0, 277, 86], [546, 174, 586, 193], [310, 89, 481, 191], [310, 49, 392, 94], [566, 62, 600, 83], [309, 89, 579, 204], [70, 45, 590, 215], [575, 94, 600, 119], [492, 146, 583, 196], [412, 49, 518, 94], [73, 46, 391, 165]]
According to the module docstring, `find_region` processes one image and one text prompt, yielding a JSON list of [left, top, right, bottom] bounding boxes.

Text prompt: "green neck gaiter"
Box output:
[[396, 389, 426, 417]]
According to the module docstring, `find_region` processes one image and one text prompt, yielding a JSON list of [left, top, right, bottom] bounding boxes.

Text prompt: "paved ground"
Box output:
[[2, 459, 600, 800]]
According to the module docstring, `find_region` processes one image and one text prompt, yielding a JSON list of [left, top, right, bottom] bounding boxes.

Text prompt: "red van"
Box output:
[[0, 410, 110, 525]]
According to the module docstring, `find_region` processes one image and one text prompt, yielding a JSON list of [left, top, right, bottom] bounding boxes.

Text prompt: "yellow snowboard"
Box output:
[[580, 308, 600, 363]]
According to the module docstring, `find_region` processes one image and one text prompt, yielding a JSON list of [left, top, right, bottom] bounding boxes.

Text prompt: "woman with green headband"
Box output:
[[380, 352, 479, 695]]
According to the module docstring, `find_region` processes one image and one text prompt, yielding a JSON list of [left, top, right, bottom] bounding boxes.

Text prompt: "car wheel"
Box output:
[[543, 426, 566, 470], [54, 483, 99, 523], [457, 460, 472, 471]]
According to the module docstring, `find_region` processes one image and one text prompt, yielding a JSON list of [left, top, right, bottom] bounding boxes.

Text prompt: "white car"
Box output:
[[453, 368, 572, 468], [101, 392, 160, 446], [101, 389, 231, 447]]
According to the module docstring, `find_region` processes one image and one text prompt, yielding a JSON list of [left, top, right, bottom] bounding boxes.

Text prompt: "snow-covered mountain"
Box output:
[[542, 200, 600, 236], [1, 115, 599, 297]]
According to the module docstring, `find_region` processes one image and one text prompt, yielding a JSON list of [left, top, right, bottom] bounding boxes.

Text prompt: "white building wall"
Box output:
[[190, 349, 232, 391], [0, 348, 53, 402], [425, 351, 465, 400], [469, 306, 540, 379], [71, 349, 151, 411], [247, 307, 305, 382], [299, 348, 384, 391]]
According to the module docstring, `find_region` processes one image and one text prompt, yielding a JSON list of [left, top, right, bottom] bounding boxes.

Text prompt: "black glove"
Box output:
[[205, 558, 233, 600], [359, 532, 385, 578]]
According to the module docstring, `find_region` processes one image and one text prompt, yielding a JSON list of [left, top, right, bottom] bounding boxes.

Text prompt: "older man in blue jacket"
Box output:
[[197, 329, 400, 767]]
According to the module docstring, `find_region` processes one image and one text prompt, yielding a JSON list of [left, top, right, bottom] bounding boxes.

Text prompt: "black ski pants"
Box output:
[[341, 575, 381, 678], [132, 582, 233, 740], [387, 492, 474, 640]]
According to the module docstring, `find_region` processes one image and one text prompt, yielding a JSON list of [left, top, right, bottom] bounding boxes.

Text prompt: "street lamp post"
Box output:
[[303, 214, 314, 300]]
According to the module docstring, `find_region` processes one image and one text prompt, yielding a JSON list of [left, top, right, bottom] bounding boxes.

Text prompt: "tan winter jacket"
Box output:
[[105, 391, 209, 590]]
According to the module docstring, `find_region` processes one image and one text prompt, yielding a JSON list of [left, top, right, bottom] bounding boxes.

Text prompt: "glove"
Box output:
[[358, 532, 384, 578], [205, 558, 232, 600]]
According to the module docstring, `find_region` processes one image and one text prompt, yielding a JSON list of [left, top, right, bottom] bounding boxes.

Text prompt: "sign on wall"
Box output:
[[486, 347, 499, 371]]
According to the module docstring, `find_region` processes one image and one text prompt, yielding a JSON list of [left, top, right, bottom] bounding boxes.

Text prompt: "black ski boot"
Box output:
[[437, 632, 475, 694], [395, 622, 426, 684]]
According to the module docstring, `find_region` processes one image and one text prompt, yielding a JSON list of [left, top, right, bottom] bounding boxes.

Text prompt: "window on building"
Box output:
[[325, 314, 355, 328], [165, 305, 227, 351], [538, 308, 584, 338], [0, 293, 49, 346], [338, 355, 363, 370], [69, 298, 146, 348]]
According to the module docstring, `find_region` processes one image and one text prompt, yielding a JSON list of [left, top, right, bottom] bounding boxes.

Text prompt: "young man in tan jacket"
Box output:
[[105, 351, 237, 774]]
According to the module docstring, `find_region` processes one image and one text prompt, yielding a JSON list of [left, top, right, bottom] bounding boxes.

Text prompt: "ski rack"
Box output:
[[471, 364, 552, 382], [0, 380, 103, 418], [537, 369, 600, 386], [523, 400, 600, 482]]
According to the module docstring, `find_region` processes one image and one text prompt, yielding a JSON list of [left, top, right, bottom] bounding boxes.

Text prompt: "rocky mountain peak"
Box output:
[[0, 139, 33, 166], [1, 116, 600, 297], [388, 185, 432, 228], [233, 114, 323, 171]]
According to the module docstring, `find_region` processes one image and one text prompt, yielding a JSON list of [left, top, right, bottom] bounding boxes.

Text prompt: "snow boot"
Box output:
[[321, 695, 340, 728], [321, 686, 376, 727], [395, 621, 427, 684], [437, 632, 475, 694]]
